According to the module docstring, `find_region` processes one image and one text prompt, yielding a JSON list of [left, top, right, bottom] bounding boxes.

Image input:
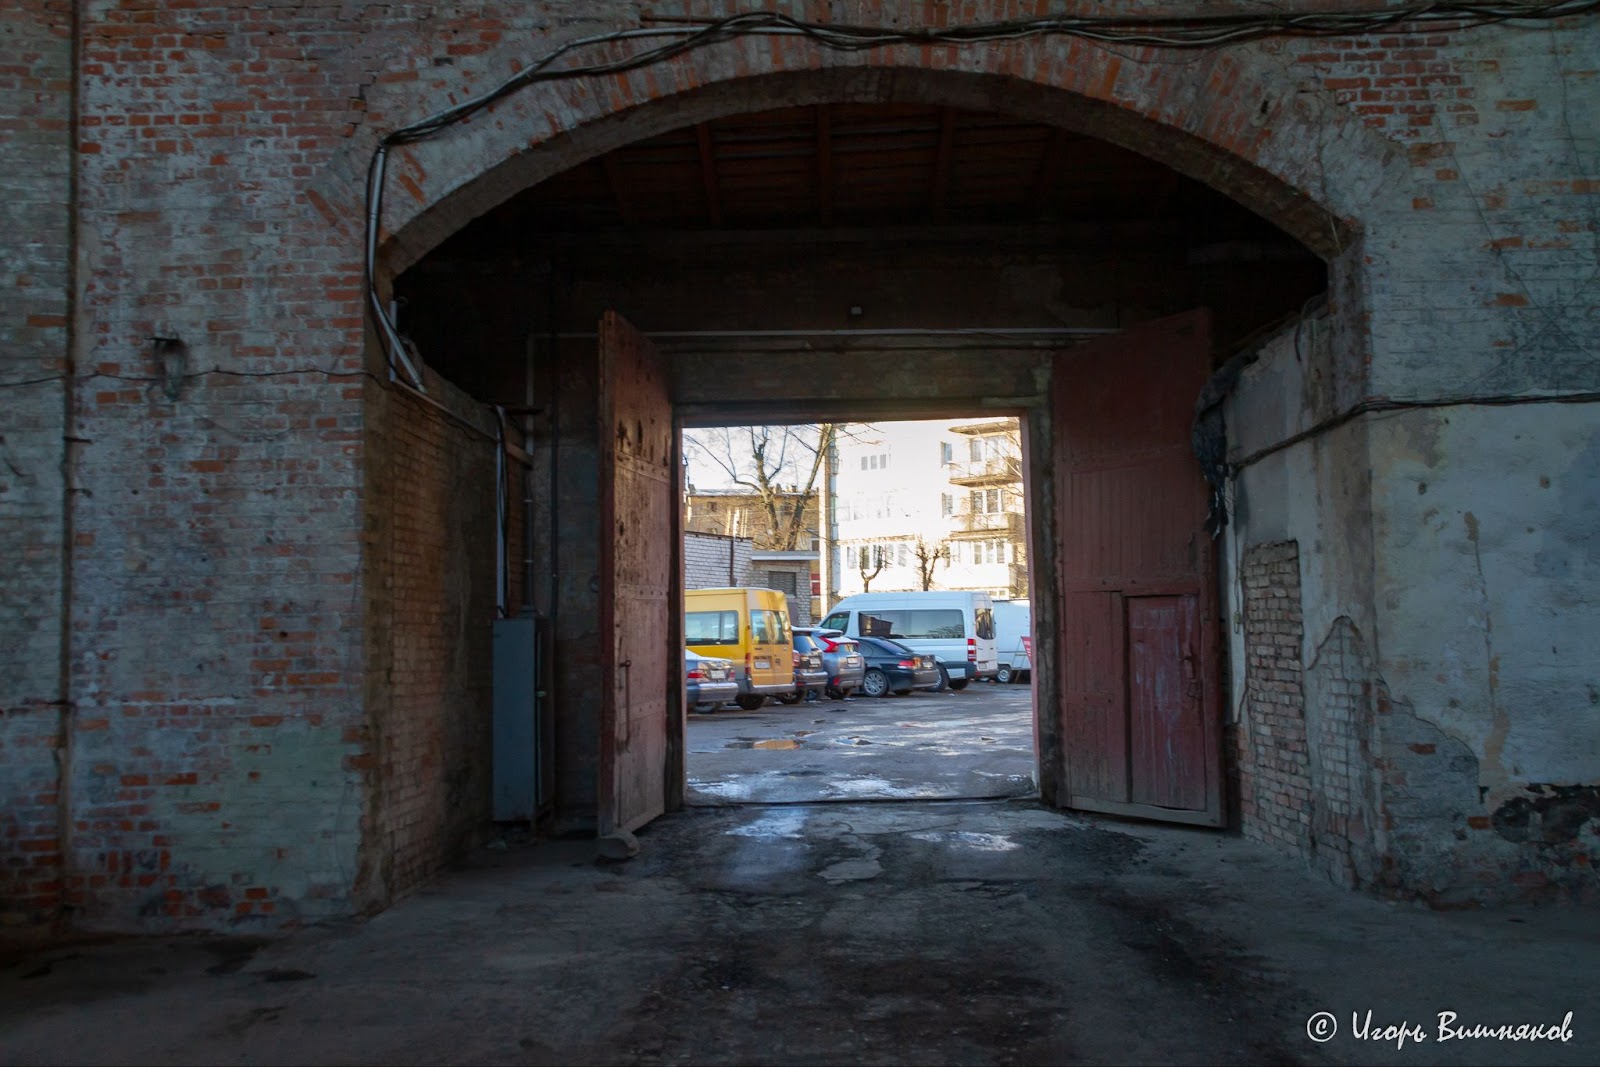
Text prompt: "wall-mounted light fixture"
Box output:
[[149, 336, 189, 401]]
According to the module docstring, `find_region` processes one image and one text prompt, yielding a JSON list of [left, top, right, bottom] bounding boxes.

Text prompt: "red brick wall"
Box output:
[[361, 377, 501, 902]]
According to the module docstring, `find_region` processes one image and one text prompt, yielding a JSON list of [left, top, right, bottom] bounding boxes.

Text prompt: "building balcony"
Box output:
[[949, 511, 1026, 539], [945, 457, 1019, 486], [950, 418, 1017, 436]]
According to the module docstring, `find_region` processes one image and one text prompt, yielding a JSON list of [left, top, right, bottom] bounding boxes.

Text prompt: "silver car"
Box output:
[[797, 626, 865, 700], [685, 649, 738, 713]]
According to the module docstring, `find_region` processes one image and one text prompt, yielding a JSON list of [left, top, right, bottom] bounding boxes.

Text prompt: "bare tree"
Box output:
[[683, 424, 838, 550], [913, 538, 950, 590], [858, 550, 887, 593]]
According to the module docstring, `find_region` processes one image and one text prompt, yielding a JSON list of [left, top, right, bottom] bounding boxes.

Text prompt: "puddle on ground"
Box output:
[[724, 738, 806, 750], [908, 830, 1022, 852]]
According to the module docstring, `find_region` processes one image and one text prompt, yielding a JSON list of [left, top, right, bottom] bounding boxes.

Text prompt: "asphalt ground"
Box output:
[[686, 678, 1037, 805]]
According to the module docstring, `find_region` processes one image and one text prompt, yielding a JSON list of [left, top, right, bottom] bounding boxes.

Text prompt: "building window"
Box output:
[[940, 441, 953, 465], [970, 488, 1001, 515], [767, 570, 797, 596], [941, 493, 953, 517], [859, 452, 890, 472]]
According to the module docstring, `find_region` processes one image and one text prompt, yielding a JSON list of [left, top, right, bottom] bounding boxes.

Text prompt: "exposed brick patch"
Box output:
[[1303, 617, 1378, 889], [1237, 545, 1381, 889], [1236, 541, 1312, 853]]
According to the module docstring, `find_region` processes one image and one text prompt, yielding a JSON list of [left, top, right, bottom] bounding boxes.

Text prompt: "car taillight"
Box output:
[[897, 658, 917, 668], [819, 636, 837, 651], [967, 637, 977, 663], [687, 667, 706, 680]]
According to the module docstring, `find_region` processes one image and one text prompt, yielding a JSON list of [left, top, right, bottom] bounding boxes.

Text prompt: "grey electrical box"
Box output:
[[492, 614, 546, 822]]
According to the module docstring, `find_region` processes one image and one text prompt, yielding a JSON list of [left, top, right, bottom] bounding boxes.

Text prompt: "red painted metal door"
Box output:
[[1051, 309, 1223, 826], [597, 312, 674, 836]]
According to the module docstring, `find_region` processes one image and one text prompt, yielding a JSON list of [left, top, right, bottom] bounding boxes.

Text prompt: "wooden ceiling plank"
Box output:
[[931, 108, 956, 222], [816, 104, 834, 227], [1030, 127, 1069, 216], [695, 123, 724, 228], [599, 154, 637, 227]]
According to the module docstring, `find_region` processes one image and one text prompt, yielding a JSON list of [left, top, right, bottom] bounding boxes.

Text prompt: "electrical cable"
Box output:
[[1228, 387, 1600, 474]]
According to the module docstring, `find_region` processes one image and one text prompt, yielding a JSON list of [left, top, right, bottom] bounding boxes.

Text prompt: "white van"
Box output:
[[991, 599, 1032, 684], [818, 591, 999, 690]]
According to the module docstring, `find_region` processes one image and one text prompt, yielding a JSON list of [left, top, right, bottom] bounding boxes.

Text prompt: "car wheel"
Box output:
[[933, 665, 950, 692], [776, 693, 801, 705], [996, 665, 1013, 685], [735, 695, 766, 711], [949, 678, 969, 691], [861, 669, 890, 698], [691, 703, 716, 714]]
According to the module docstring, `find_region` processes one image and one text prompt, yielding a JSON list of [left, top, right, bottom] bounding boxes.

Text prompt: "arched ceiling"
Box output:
[[431, 102, 1314, 257]]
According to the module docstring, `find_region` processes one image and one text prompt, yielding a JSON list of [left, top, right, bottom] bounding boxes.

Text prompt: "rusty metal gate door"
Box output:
[[597, 311, 674, 836], [1051, 309, 1224, 826]]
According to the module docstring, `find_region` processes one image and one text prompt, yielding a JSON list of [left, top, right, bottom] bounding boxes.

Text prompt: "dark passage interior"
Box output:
[[388, 101, 1327, 840]]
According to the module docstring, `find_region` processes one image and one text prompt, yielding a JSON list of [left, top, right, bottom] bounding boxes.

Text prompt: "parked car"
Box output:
[[779, 630, 830, 704], [685, 649, 738, 713], [854, 635, 941, 697], [818, 590, 999, 691], [685, 587, 794, 711], [796, 626, 866, 699], [991, 599, 1032, 684]]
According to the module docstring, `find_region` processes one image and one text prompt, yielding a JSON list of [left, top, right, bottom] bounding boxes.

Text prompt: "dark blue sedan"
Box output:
[[854, 635, 941, 697]]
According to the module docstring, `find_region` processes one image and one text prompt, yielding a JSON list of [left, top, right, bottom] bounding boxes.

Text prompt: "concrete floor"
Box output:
[[4, 799, 1597, 1066]]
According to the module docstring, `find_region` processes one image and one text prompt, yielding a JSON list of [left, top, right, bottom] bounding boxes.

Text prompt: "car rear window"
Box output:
[[974, 607, 995, 640], [686, 610, 738, 645], [794, 634, 822, 654]]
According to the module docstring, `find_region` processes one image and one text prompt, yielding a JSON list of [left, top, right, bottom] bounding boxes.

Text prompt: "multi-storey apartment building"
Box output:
[[825, 418, 1027, 604]]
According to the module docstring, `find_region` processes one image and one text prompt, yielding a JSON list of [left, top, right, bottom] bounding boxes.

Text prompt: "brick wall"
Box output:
[[362, 378, 500, 904], [1, 2, 1594, 933], [0, 0, 73, 936], [1237, 542, 1313, 853], [1303, 616, 1378, 889], [1237, 542, 1381, 890], [684, 532, 750, 590]]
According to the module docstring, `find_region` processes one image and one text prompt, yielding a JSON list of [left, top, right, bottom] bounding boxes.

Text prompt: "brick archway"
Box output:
[[323, 34, 1387, 278]]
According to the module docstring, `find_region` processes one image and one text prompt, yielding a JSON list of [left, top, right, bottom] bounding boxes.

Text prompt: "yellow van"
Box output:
[[685, 587, 794, 710]]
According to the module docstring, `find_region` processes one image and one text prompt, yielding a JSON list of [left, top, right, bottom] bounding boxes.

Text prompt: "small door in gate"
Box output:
[[597, 311, 675, 836], [1051, 309, 1224, 826]]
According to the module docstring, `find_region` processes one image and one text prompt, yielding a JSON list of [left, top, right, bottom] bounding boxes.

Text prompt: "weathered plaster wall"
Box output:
[[1224, 308, 1381, 891], [0, 0, 73, 936], [1370, 405, 1600, 901]]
